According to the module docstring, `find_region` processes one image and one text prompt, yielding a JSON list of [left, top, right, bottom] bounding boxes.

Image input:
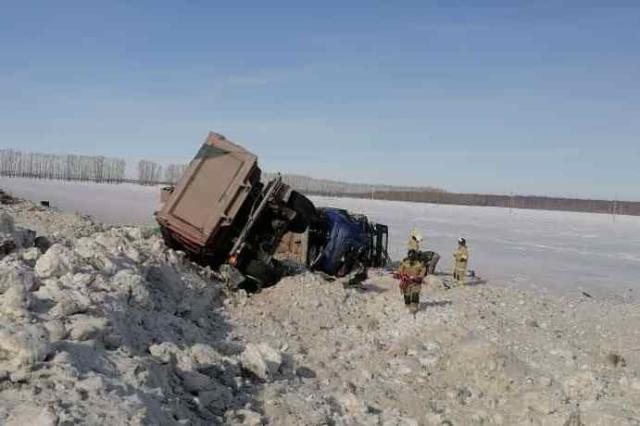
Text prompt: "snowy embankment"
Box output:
[[0, 189, 639, 424], [2, 176, 640, 299], [0, 196, 275, 424]]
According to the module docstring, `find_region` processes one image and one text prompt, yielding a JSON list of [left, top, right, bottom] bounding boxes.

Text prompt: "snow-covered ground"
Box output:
[[0, 177, 160, 225], [314, 196, 640, 300], [3, 195, 639, 424], [2, 177, 639, 299]]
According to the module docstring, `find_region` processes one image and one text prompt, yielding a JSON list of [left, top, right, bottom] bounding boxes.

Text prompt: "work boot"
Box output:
[[410, 302, 419, 315], [411, 293, 420, 306], [428, 253, 440, 275]]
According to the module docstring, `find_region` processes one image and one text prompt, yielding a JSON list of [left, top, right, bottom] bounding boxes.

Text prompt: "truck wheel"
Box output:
[[287, 191, 316, 233], [244, 259, 282, 289]]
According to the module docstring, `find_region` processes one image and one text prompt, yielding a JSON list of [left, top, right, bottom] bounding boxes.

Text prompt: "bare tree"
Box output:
[[0, 149, 126, 183], [137, 160, 164, 185], [164, 163, 188, 184]]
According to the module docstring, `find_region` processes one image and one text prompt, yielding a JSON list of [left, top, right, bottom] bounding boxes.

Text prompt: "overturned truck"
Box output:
[[156, 132, 388, 290]]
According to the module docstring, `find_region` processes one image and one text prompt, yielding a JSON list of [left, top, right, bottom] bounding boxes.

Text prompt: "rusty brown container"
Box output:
[[156, 132, 260, 250], [273, 231, 309, 264]]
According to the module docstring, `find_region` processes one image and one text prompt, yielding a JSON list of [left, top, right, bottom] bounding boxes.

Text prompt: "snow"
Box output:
[[1, 180, 640, 424], [312, 196, 640, 299], [2, 177, 640, 298], [0, 177, 159, 225], [314, 196, 640, 299], [0, 203, 249, 424], [228, 273, 640, 424]]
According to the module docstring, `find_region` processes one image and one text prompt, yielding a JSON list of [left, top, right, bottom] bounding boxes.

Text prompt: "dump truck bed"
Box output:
[[156, 132, 260, 249]]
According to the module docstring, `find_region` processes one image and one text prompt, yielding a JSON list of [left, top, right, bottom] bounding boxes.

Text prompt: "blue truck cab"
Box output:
[[311, 208, 388, 276]]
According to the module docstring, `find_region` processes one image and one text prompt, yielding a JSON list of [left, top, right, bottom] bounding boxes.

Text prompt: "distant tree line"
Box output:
[[137, 161, 188, 185], [2, 149, 638, 216], [0, 149, 191, 186], [326, 190, 640, 217], [0, 149, 125, 182], [262, 172, 444, 197]]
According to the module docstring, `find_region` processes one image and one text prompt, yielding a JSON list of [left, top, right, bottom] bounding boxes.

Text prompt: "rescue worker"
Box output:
[[407, 228, 422, 252], [421, 250, 440, 276], [396, 249, 426, 314], [452, 237, 469, 286]]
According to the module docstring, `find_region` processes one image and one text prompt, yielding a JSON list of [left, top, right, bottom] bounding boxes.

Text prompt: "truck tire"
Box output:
[[244, 259, 282, 289], [287, 191, 316, 233]]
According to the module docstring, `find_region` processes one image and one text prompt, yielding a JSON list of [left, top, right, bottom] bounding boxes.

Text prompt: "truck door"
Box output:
[[372, 224, 389, 267]]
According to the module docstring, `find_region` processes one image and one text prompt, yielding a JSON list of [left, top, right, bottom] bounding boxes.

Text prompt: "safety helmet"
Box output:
[[457, 237, 467, 246]]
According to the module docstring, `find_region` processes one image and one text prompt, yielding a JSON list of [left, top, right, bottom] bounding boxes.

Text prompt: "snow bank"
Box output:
[[227, 272, 640, 425], [0, 200, 272, 424]]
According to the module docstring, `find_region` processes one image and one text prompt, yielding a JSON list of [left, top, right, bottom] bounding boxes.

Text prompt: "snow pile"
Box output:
[[240, 343, 283, 381], [227, 273, 640, 425], [0, 201, 273, 425]]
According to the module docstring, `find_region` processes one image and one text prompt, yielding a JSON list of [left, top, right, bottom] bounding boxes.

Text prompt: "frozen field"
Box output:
[[2, 177, 639, 299], [315, 196, 640, 300], [0, 177, 161, 225]]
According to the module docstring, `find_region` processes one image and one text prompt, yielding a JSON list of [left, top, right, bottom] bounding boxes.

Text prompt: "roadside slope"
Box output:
[[0, 195, 271, 425]]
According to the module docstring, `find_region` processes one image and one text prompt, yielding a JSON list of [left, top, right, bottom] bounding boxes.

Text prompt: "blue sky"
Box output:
[[1, 1, 639, 199]]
